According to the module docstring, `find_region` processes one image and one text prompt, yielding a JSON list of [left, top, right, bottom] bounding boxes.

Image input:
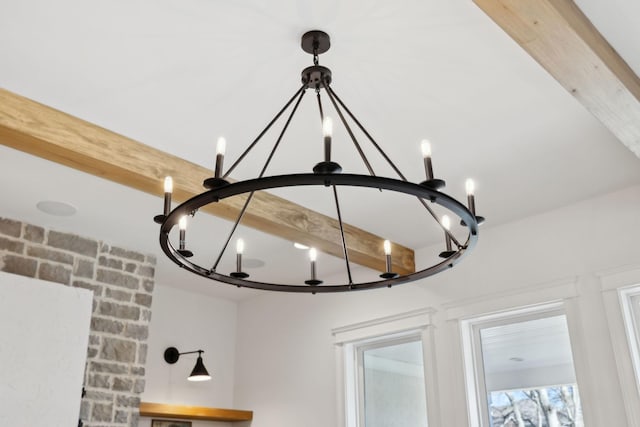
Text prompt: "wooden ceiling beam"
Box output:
[[0, 88, 415, 275], [474, 0, 640, 157]]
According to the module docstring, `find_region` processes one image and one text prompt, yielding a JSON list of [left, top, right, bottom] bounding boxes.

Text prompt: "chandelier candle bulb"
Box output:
[[466, 178, 476, 215], [163, 176, 173, 216], [310, 248, 317, 279], [384, 239, 392, 272], [323, 117, 333, 162], [442, 215, 453, 252], [236, 239, 244, 272], [179, 216, 188, 251], [215, 137, 226, 178], [421, 139, 434, 181]]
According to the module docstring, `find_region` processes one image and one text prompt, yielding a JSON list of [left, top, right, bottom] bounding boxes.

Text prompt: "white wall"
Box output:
[[0, 271, 93, 427], [141, 283, 239, 427], [233, 185, 640, 427]]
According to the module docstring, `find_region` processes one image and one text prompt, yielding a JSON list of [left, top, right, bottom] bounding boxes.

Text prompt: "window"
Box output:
[[618, 287, 640, 392], [333, 308, 434, 427], [463, 305, 584, 427], [356, 335, 428, 427]]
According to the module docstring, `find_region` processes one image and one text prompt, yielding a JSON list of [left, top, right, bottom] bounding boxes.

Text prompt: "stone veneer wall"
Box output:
[[0, 217, 155, 426]]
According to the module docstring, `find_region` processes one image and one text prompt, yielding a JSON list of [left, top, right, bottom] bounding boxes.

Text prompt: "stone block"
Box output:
[[27, 246, 74, 264], [142, 279, 155, 293], [137, 265, 155, 278], [91, 402, 113, 422], [47, 230, 98, 257], [138, 343, 148, 365], [99, 255, 123, 270], [24, 224, 44, 243], [134, 293, 152, 308], [112, 377, 133, 392], [124, 324, 148, 340], [74, 259, 95, 278], [0, 218, 21, 237], [0, 236, 24, 253], [142, 309, 152, 322], [99, 301, 140, 321], [125, 262, 137, 273], [130, 366, 145, 376], [133, 378, 145, 394], [84, 390, 113, 401], [87, 347, 99, 359], [97, 269, 139, 290], [73, 280, 103, 296], [38, 262, 72, 285], [1, 254, 37, 277], [145, 254, 157, 265], [87, 374, 111, 389], [116, 395, 140, 408], [89, 335, 101, 346], [109, 246, 145, 262], [100, 337, 137, 363], [106, 288, 132, 302], [91, 361, 127, 375], [114, 409, 129, 424], [91, 317, 125, 334]]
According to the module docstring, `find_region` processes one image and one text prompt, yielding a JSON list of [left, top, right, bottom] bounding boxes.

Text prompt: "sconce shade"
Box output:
[[188, 355, 212, 382], [164, 346, 211, 382]]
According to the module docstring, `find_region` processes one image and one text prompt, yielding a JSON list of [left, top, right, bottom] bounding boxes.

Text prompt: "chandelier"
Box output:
[[153, 30, 484, 293]]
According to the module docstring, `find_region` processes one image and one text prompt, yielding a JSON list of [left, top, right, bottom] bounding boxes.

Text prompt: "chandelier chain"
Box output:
[[313, 43, 319, 66]]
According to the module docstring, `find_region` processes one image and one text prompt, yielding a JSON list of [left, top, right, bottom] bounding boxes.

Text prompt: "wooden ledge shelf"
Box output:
[[139, 402, 253, 422]]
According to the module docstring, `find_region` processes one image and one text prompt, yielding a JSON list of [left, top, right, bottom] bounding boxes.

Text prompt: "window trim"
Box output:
[[599, 266, 640, 425], [332, 308, 436, 427], [460, 302, 571, 427], [355, 333, 426, 427]]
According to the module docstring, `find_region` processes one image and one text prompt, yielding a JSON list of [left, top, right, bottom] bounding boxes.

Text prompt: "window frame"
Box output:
[[461, 302, 574, 427], [332, 308, 436, 427], [355, 333, 427, 427]]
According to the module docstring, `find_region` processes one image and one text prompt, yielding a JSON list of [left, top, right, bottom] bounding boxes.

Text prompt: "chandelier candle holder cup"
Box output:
[[153, 30, 484, 293]]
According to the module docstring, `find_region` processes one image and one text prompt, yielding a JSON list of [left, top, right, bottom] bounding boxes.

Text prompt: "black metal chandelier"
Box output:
[[153, 30, 484, 293]]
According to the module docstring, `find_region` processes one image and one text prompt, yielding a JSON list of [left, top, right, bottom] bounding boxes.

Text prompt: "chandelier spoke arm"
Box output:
[[321, 80, 376, 177], [417, 197, 463, 248], [210, 191, 256, 272], [326, 85, 407, 181], [258, 87, 306, 177], [222, 85, 306, 180], [323, 86, 463, 246], [210, 89, 307, 272], [332, 185, 354, 285], [316, 90, 325, 123]]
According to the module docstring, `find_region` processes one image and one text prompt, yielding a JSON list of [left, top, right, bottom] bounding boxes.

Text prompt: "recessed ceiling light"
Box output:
[[243, 258, 265, 269], [293, 242, 309, 250], [509, 357, 525, 362], [36, 200, 77, 217]]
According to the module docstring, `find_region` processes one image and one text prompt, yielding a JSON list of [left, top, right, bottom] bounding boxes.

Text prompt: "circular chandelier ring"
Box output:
[[159, 173, 479, 293]]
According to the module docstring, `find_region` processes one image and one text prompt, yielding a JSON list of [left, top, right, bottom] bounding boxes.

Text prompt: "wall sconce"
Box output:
[[164, 347, 211, 382]]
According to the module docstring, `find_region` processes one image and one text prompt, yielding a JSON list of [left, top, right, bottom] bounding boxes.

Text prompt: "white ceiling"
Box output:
[[480, 315, 574, 375], [1, 0, 639, 300]]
